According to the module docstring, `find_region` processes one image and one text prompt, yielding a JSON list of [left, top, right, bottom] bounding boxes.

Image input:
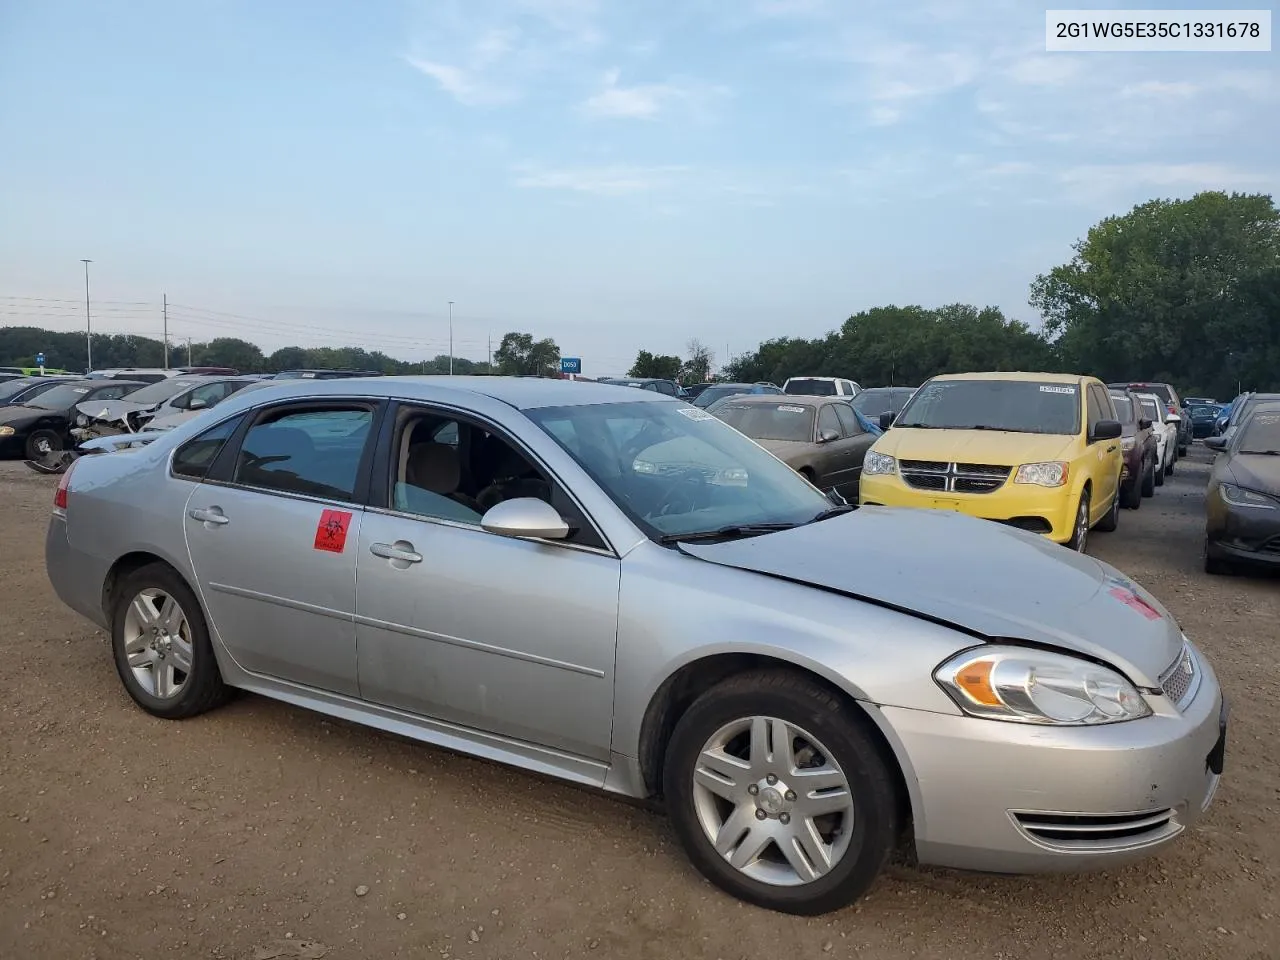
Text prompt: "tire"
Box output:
[[1154, 458, 1165, 487], [1120, 477, 1140, 510], [1095, 489, 1120, 532], [1141, 459, 1156, 498], [1166, 452, 1175, 476], [1203, 539, 1233, 577], [663, 670, 899, 915], [1067, 490, 1091, 552], [110, 562, 230, 720], [24, 429, 63, 461]]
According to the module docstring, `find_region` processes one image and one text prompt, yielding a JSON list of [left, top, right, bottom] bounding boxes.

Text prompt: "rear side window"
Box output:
[[234, 407, 374, 501], [833, 403, 861, 436], [173, 416, 244, 480]]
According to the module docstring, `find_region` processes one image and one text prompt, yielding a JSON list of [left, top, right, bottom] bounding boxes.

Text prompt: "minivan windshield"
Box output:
[[712, 401, 816, 442], [528, 401, 832, 539], [895, 379, 1081, 435]]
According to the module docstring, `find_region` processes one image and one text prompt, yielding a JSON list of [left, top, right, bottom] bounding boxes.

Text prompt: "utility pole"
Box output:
[[185, 337, 193, 366], [448, 300, 454, 375], [81, 259, 93, 372], [162, 293, 169, 369], [487, 334, 492, 375]]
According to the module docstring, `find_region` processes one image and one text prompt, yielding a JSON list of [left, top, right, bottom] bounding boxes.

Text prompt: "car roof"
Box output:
[[216, 375, 676, 411], [930, 371, 1084, 384]]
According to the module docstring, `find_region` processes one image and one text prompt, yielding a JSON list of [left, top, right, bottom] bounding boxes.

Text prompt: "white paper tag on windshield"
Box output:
[[677, 406, 714, 421], [777, 405, 807, 413], [1039, 385, 1075, 394]]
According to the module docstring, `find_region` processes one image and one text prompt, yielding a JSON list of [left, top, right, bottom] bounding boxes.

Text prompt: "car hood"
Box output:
[[680, 506, 1183, 686], [1227, 455, 1280, 495], [874, 428, 1076, 465], [74, 398, 153, 422], [755, 439, 815, 462]]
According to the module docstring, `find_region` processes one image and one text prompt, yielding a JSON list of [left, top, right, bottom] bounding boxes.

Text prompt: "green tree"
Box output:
[[266, 346, 308, 372], [1030, 191, 1280, 397], [680, 339, 714, 384], [628, 350, 682, 380], [494, 332, 560, 377], [199, 337, 264, 372]]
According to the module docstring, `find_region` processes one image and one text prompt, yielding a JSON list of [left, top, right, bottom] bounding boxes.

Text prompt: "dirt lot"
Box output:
[[1, 447, 1276, 960]]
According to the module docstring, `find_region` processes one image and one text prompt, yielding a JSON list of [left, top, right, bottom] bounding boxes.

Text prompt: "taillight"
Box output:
[[53, 461, 77, 510]]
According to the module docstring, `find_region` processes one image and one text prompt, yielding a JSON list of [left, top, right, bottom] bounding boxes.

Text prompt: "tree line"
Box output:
[[5, 192, 1277, 399]]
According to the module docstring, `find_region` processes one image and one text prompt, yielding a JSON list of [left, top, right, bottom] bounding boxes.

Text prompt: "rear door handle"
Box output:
[[370, 541, 423, 564], [188, 507, 229, 526], [1106, 445, 1117, 452]]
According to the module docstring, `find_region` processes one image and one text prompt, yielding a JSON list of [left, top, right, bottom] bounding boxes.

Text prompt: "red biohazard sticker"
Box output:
[[1108, 586, 1162, 620], [313, 509, 353, 553]]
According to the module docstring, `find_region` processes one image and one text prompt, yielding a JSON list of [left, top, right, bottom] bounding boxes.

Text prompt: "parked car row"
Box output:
[[42, 374, 1227, 917]]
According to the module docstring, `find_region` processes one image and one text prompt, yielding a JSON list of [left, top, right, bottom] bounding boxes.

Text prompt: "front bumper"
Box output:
[[859, 473, 1076, 542], [876, 652, 1225, 874], [1205, 490, 1280, 565]]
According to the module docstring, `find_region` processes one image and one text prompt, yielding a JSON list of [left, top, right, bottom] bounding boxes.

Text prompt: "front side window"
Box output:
[[233, 407, 373, 501], [817, 404, 841, 438], [172, 416, 244, 480], [528, 401, 831, 539], [897, 379, 1082, 436], [713, 401, 815, 442]]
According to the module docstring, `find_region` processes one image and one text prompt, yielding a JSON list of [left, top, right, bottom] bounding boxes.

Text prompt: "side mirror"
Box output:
[[480, 497, 569, 540], [1203, 436, 1227, 451], [1138, 417, 1152, 430], [188, 398, 209, 410], [1165, 413, 1181, 423], [818, 428, 840, 443], [1090, 419, 1123, 442], [878, 411, 895, 430]]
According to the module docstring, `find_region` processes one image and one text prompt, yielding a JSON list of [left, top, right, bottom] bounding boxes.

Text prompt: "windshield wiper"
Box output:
[[808, 504, 855, 523], [660, 522, 799, 544], [1240, 450, 1280, 456]]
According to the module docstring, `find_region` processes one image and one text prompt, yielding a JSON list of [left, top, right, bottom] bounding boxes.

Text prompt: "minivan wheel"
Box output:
[[110, 563, 230, 719], [1067, 491, 1090, 552], [663, 670, 898, 915]]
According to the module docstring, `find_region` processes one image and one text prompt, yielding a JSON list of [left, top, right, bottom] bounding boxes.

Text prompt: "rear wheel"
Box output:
[[663, 670, 899, 915], [1155, 461, 1165, 486], [1066, 490, 1091, 552], [110, 563, 230, 719], [24, 429, 62, 461], [1095, 489, 1120, 532], [1141, 459, 1156, 497]]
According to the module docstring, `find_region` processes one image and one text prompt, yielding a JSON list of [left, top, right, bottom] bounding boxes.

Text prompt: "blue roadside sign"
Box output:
[[560, 357, 582, 375], [35, 352, 46, 366]]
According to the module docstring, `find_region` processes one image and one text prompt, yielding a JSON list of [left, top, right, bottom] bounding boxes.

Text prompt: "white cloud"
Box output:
[[512, 164, 687, 195], [1121, 80, 1199, 99], [403, 55, 518, 106], [580, 69, 728, 120], [1006, 55, 1082, 87]]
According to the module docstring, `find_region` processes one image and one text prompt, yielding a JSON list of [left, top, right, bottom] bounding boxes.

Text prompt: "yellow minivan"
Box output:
[[858, 372, 1125, 552]]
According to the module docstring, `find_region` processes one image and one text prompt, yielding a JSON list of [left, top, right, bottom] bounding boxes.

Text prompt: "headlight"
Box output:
[[1221, 483, 1277, 510], [1014, 461, 1069, 487], [0, 426, 13, 437], [864, 450, 897, 475], [935, 646, 1151, 725], [75, 414, 89, 426], [1120, 437, 1135, 451]]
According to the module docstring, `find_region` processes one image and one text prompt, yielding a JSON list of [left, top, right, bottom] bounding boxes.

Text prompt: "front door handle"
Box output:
[[188, 507, 229, 526], [1106, 445, 1117, 453], [370, 541, 423, 564]]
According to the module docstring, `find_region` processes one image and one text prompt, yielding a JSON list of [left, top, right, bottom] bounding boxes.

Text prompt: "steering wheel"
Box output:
[[651, 470, 705, 519]]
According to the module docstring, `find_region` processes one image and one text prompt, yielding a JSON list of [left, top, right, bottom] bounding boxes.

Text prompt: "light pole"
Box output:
[[448, 300, 454, 375], [80, 259, 93, 372]]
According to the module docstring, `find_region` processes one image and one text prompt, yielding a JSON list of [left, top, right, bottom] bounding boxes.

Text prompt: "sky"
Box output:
[[1, 0, 1277, 375]]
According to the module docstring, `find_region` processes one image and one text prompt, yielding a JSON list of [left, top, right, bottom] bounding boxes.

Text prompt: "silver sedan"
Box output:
[[45, 376, 1227, 914]]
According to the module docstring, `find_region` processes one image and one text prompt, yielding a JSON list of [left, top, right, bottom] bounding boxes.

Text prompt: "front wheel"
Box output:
[[1141, 459, 1157, 498], [663, 670, 899, 915], [25, 429, 63, 461], [1204, 539, 1234, 576], [1067, 490, 1091, 552]]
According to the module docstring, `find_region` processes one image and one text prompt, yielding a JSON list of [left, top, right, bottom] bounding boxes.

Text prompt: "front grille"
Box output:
[[1261, 537, 1280, 555], [1011, 809, 1179, 852], [899, 460, 1011, 495], [1159, 643, 1199, 709]]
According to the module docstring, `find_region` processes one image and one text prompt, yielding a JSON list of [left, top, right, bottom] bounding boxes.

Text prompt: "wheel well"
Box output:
[[797, 466, 815, 480], [101, 551, 172, 621], [637, 654, 913, 836]]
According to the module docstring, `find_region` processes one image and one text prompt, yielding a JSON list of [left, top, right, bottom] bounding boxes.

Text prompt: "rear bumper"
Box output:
[[877, 649, 1225, 874], [45, 513, 111, 630]]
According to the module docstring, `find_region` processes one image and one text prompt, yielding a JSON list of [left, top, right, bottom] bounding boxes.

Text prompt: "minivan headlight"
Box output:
[[935, 646, 1151, 725], [1014, 461, 1068, 487], [864, 450, 897, 475]]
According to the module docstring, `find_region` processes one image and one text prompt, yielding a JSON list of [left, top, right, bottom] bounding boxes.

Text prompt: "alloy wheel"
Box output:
[[691, 716, 855, 887], [121, 588, 193, 699], [1074, 498, 1089, 553]]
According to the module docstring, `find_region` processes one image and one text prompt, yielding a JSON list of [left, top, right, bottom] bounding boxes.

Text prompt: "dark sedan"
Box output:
[[692, 382, 784, 409], [1109, 389, 1158, 507], [0, 376, 76, 408], [1203, 400, 1280, 575], [0, 379, 145, 460], [706, 393, 877, 499], [1187, 403, 1224, 439]]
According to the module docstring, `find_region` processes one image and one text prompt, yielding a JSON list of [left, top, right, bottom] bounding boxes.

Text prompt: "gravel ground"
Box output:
[[0, 446, 1276, 960]]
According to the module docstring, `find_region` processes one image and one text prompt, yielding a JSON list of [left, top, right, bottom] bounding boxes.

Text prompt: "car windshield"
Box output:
[[712, 401, 815, 442], [693, 385, 751, 408], [27, 383, 97, 409], [528, 400, 832, 538], [1118, 383, 1174, 406], [1238, 409, 1280, 454], [850, 389, 908, 417], [1110, 395, 1134, 423], [117, 378, 201, 404], [0, 378, 39, 400], [1190, 404, 1221, 418], [895, 379, 1081, 435], [784, 379, 836, 396]]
